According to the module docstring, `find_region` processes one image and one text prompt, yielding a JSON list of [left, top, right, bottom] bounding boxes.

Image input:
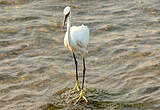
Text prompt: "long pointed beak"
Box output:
[[62, 15, 67, 29]]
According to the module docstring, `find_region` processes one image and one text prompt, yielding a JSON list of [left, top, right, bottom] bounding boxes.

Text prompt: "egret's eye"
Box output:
[[64, 6, 71, 15]]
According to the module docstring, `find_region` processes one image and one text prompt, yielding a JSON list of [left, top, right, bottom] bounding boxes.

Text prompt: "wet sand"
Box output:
[[0, 0, 160, 109]]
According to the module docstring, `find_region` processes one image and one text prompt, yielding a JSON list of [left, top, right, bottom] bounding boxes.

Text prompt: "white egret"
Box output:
[[62, 6, 89, 103]]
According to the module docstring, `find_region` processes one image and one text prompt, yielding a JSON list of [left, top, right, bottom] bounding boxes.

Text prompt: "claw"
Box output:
[[74, 80, 80, 91], [72, 89, 88, 104]]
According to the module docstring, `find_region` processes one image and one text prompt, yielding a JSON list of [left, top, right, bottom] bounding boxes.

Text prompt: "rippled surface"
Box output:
[[0, 0, 160, 109]]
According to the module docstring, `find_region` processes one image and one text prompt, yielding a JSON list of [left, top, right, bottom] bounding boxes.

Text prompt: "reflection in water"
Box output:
[[0, 0, 160, 109]]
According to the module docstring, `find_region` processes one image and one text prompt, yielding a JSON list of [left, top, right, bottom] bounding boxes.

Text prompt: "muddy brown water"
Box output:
[[0, 0, 160, 110]]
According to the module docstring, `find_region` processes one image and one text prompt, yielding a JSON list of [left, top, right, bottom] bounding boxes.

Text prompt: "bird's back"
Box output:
[[64, 24, 89, 54], [70, 25, 89, 53]]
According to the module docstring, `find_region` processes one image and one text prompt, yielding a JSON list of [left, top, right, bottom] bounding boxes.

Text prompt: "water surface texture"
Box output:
[[0, 0, 160, 110]]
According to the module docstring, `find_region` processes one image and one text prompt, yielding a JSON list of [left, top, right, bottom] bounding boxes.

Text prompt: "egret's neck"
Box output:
[[67, 12, 71, 44], [67, 13, 71, 35]]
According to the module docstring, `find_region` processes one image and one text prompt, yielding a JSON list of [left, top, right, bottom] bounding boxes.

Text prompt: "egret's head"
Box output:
[[64, 6, 71, 15], [62, 6, 71, 29]]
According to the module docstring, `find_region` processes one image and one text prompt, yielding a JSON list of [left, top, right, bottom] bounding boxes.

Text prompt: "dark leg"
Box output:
[[82, 57, 86, 90], [72, 52, 80, 91], [72, 52, 78, 81], [71, 56, 88, 103]]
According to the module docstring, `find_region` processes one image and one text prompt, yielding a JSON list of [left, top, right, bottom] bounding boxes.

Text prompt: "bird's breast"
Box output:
[[64, 34, 72, 50]]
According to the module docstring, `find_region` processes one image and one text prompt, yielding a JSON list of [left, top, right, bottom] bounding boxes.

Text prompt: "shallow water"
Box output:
[[0, 0, 160, 110]]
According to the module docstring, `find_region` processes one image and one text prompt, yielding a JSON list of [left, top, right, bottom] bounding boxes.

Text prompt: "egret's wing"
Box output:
[[76, 41, 86, 49], [70, 25, 89, 46], [70, 25, 89, 53]]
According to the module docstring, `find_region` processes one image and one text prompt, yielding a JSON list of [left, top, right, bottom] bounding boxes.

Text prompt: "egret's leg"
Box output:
[[71, 57, 88, 104], [82, 57, 86, 90], [72, 52, 80, 91]]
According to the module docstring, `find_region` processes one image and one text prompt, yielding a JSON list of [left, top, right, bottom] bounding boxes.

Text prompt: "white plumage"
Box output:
[[63, 6, 89, 55], [62, 6, 89, 103], [64, 25, 89, 55]]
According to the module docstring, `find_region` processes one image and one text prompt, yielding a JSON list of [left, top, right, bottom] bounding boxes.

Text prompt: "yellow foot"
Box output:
[[72, 89, 88, 104], [74, 80, 80, 91]]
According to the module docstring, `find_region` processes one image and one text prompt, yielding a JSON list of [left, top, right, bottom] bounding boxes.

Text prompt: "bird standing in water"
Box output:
[[62, 6, 89, 103]]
